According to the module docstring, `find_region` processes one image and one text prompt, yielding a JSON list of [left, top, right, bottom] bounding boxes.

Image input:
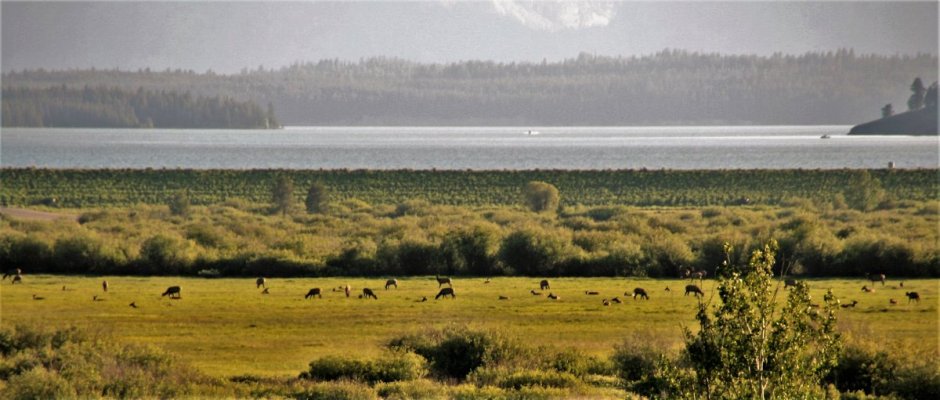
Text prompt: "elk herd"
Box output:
[[5, 269, 928, 312]]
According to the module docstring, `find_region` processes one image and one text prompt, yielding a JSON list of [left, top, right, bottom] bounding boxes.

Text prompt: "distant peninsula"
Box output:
[[849, 78, 938, 135], [1, 86, 279, 129]]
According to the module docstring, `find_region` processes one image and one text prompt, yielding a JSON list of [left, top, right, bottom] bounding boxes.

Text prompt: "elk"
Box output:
[[436, 275, 452, 288], [889, 299, 898, 305], [484, 278, 491, 284], [161, 286, 181, 299], [498, 295, 509, 300], [632, 288, 649, 300], [585, 291, 600, 295], [362, 288, 378, 299], [540, 280, 550, 290], [435, 288, 455, 299], [32, 294, 44, 300], [102, 280, 109, 292], [685, 284, 704, 297], [530, 290, 543, 296], [2, 268, 21, 280], [784, 279, 797, 288], [862, 286, 874, 293], [11, 274, 22, 284], [305, 288, 322, 299], [385, 279, 398, 290], [905, 292, 920, 303], [602, 299, 610, 306], [261, 288, 270, 295], [256, 277, 266, 289], [866, 273, 886, 286], [345, 284, 351, 298], [547, 293, 560, 300], [417, 296, 428, 302], [129, 302, 138, 308], [840, 300, 858, 308], [611, 297, 623, 304]]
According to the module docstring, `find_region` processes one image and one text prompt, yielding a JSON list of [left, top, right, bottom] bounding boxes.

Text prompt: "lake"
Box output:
[[1, 126, 937, 169]]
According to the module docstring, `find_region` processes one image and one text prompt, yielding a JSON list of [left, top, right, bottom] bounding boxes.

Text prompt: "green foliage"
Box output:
[[523, 181, 560, 213], [0, 325, 216, 398], [674, 241, 842, 399], [844, 171, 886, 211], [168, 190, 190, 216], [439, 225, 501, 276], [305, 181, 330, 214], [388, 327, 529, 381], [303, 352, 426, 384], [271, 176, 294, 216], [1, 85, 276, 129], [827, 342, 940, 399], [498, 228, 573, 276], [139, 234, 194, 274]]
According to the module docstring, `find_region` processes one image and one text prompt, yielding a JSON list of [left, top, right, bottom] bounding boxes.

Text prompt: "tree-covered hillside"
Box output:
[[1, 85, 278, 129], [3, 50, 937, 126]]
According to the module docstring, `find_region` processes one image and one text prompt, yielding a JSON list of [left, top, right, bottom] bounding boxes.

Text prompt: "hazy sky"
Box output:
[[2, 1, 937, 73]]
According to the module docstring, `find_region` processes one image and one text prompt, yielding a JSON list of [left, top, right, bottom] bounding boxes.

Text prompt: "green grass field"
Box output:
[[2, 275, 935, 378]]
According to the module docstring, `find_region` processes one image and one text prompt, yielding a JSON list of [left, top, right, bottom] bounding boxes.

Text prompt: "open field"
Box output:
[[1, 275, 935, 378]]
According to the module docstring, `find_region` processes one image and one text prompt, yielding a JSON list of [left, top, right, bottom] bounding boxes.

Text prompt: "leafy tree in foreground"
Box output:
[[272, 176, 294, 216], [523, 181, 560, 213], [305, 181, 330, 214], [674, 241, 841, 399]]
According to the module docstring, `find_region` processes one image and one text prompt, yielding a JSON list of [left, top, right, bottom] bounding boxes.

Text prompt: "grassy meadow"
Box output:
[[2, 275, 935, 378]]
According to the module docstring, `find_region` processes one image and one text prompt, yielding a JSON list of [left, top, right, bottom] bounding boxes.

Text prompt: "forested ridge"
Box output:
[[3, 50, 937, 126], [1, 85, 279, 129]]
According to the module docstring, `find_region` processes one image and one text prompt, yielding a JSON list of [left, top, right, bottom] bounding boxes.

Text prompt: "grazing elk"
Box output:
[[633, 288, 649, 300], [161, 286, 181, 299], [611, 297, 623, 304], [11, 274, 22, 284], [436, 275, 452, 288], [305, 288, 322, 299], [102, 280, 109, 292], [841, 300, 858, 308], [866, 273, 886, 286], [498, 295, 510, 300], [905, 292, 920, 303], [547, 293, 560, 300], [385, 279, 398, 290], [262, 288, 270, 295], [585, 291, 600, 295], [602, 299, 610, 306], [862, 286, 874, 293], [129, 302, 138, 308], [540, 280, 550, 290], [784, 279, 797, 288], [889, 299, 898, 305], [685, 285, 704, 297], [435, 288, 455, 299], [256, 277, 266, 289], [2, 268, 21, 280], [484, 278, 491, 284], [362, 288, 378, 299]]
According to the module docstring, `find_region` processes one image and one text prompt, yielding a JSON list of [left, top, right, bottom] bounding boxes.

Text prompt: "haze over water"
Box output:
[[2, 126, 936, 170]]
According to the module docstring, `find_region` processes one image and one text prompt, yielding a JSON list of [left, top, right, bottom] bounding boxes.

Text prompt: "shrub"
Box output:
[[305, 181, 330, 214], [3, 367, 75, 400], [376, 379, 446, 400], [388, 327, 529, 381], [496, 369, 580, 390], [303, 352, 426, 384], [523, 181, 560, 213], [293, 380, 376, 400], [139, 234, 195, 274], [168, 190, 190, 216], [497, 228, 573, 276], [304, 356, 371, 382]]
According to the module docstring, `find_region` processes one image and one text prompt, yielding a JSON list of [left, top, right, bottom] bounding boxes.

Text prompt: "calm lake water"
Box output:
[[1, 126, 937, 169]]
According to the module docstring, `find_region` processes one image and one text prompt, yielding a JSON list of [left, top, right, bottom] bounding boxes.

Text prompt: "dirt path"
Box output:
[[0, 207, 79, 222]]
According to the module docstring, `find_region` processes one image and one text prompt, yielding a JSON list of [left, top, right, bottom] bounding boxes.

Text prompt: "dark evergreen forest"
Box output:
[[1, 85, 278, 129], [3, 50, 937, 126]]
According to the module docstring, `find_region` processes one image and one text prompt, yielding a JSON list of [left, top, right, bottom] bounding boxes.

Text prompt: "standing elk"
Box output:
[[305, 288, 322, 299], [685, 285, 704, 297], [161, 286, 181, 299], [11, 274, 22, 284], [102, 280, 109, 292], [905, 292, 920, 303], [540, 279, 550, 290], [345, 284, 351, 298], [632, 288, 649, 300], [362, 288, 378, 299], [436, 275, 452, 288], [866, 273, 886, 286], [435, 288, 455, 299], [256, 277, 266, 289], [385, 279, 398, 290]]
